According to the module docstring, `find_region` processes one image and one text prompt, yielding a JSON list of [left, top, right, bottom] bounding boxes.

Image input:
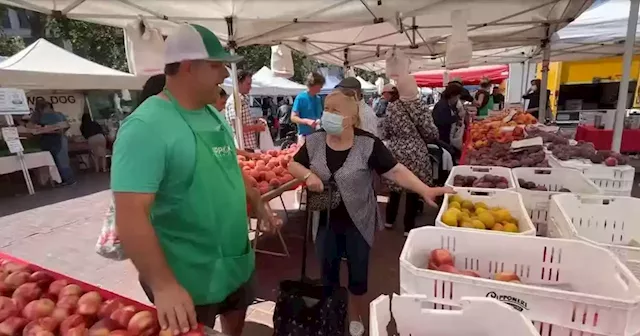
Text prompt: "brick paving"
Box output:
[[0, 172, 441, 335]]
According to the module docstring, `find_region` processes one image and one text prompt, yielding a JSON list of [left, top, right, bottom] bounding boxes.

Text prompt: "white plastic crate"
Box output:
[[435, 188, 536, 235], [547, 155, 634, 196], [549, 194, 640, 280], [370, 294, 540, 336], [445, 165, 516, 190], [513, 167, 602, 236], [400, 227, 640, 336]]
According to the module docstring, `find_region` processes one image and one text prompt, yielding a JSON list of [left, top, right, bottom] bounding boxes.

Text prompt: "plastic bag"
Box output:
[[450, 122, 465, 150], [95, 198, 127, 261], [259, 130, 276, 151]]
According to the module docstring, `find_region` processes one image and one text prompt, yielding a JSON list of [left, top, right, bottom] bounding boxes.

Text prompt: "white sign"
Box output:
[[5, 139, 23, 154], [1, 127, 19, 141], [26, 91, 85, 136], [0, 88, 30, 115]]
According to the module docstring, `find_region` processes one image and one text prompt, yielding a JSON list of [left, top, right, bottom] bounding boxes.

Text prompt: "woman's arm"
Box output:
[[382, 163, 453, 206]]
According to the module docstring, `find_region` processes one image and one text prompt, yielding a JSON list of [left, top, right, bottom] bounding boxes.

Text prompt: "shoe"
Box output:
[[349, 321, 365, 336], [384, 223, 393, 229]]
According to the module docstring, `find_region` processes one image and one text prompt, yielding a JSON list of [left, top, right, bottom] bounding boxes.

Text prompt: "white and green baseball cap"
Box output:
[[164, 23, 243, 64]]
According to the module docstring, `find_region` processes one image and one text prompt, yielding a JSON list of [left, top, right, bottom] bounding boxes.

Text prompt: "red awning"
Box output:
[[412, 64, 509, 88]]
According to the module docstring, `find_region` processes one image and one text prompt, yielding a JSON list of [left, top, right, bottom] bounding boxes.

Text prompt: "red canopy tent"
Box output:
[[412, 64, 509, 87]]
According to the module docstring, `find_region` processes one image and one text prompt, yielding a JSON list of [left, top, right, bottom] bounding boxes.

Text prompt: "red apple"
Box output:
[[0, 316, 27, 336], [48, 280, 69, 297], [109, 307, 136, 329], [4, 272, 30, 290], [22, 299, 55, 320], [77, 292, 102, 316], [59, 285, 83, 298], [429, 249, 454, 267], [60, 314, 86, 336], [126, 311, 155, 336], [0, 297, 17, 323], [12, 283, 42, 302], [98, 300, 124, 320], [494, 272, 520, 282]]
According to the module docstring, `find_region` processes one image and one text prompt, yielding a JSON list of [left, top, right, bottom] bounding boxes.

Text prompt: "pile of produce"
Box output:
[[466, 143, 548, 168], [0, 260, 179, 336], [548, 142, 629, 166], [517, 178, 570, 192], [440, 195, 519, 233], [526, 128, 570, 145], [427, 249, 521, 283], [238, 148, 297, 194], [451, 174, 509, 189], [469, 111, 536, 150]]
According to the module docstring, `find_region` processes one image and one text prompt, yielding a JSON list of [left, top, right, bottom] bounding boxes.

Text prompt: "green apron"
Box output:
[[152, 91, 254, 305], [478, 95, 495, 117]]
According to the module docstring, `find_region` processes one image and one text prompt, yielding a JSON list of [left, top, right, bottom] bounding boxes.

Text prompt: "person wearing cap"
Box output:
[[374, 84, 398, 117], [475, 79, 494, 117], [336, 77, 379, 136], [289, 88, 452, 336], [382, 76, 441, 236], [448, 78, 474, 103], [225, 70, 266, 150], [111, 24, 281, 336], [291, 72, 325, 144]]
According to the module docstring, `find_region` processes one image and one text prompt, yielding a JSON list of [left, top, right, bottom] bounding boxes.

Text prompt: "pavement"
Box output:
[[0, 171, 434, 335]]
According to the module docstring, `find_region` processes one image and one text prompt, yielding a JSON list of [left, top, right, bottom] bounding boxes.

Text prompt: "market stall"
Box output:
[[574, 124, 640, 152], [412, 64, 509, 87], [222, 66, 306, 97]]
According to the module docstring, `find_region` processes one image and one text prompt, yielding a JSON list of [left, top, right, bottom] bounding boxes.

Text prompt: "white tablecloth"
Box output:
[[0, 151, 62, 184]]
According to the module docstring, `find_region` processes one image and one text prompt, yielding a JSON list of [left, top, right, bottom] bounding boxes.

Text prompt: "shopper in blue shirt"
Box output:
[[291, 72, 325, 144]]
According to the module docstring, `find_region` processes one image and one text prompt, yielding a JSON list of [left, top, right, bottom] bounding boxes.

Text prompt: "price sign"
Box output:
[[0, 88, 30, 115], [1, 127, 19, 141], [5, 139, 23, 154]]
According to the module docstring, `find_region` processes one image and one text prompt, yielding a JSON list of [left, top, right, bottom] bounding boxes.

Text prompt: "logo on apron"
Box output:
[[212, 145, 233, 157]]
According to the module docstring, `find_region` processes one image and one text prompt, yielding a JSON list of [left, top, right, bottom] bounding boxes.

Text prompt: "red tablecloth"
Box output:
[[574, 125, 640, 153]]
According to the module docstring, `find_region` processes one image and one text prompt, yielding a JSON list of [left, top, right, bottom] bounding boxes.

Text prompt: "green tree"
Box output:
[[235, 45, 320, 83], [0, 5, 25, 56], [47, 18, 128, 71]]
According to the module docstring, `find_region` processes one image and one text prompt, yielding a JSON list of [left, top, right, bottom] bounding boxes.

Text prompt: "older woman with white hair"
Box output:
[[288, 88, 452, 336]]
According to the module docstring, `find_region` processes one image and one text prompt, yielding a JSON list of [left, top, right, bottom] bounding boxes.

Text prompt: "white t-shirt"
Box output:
[[359, 100, 379, 137]]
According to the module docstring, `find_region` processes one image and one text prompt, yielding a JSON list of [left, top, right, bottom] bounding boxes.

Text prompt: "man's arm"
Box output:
[[290, 96, 316, 127]]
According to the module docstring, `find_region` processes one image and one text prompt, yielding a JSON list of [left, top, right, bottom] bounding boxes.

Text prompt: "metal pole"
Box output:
[[226, 17, 245, 150], [612, 0, 639, 152], [522, 60, 530, 104], [539, 42, 551, 122]]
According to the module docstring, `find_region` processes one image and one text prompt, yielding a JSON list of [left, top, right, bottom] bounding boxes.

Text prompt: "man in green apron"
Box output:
[[111, 24, 281, 336]]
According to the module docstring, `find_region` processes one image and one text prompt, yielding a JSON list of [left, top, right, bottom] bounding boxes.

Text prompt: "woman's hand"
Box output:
[[257, 201, 283, 234], [306, 173, 324, 192], [420, 186, 455, 207]]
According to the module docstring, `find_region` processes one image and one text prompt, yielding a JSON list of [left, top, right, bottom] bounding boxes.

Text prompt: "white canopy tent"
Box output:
[[0, 38, 145, 90], [357, 76, 377, 92], [222, 66, 305, 96]]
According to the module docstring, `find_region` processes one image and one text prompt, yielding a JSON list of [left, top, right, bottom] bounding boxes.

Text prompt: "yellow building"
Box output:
[[537, 55, 640, 115]]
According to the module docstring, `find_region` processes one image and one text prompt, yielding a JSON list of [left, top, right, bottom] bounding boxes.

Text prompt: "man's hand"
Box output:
[[420, 186, 455, 207], [152, 282, 198, 335], [258, 118, 268, 126], [256, 201, 283, 234]]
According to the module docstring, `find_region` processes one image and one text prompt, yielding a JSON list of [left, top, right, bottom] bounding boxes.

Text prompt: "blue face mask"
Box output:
[[321, 112, 344, 134]]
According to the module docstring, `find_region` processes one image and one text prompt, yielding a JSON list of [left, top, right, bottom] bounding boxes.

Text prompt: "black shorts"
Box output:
[[140, 275, 255, 327]]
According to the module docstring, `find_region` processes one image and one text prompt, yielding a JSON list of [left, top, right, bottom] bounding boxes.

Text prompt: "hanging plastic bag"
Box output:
[[95, 198, 127, 261], [271, 45, 294, 78], [450, 122, 465, 150], [259, 130, 276, 151], [385, 48, 410, 80], [445, 10, 472, 70]]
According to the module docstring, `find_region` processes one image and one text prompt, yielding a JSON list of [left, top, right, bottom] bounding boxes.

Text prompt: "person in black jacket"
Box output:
[[523, 79, 550, 120], [448, 78, 474, 103], [432, 84, 463, 146], [80, 113, 107, 173]]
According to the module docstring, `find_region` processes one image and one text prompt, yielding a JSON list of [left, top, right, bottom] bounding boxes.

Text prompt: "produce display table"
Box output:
[[0, 151, 61, 185], [574, 125, 640, 153]]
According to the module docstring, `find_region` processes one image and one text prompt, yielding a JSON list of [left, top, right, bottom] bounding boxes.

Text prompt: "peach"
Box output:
[[59, 285, 83, 298], [88, 318, 120, 336], [11, 298, 26, 313], [460, 270, 481, 278], [0, 297, 17, 323], [65, 326, 89, 336], [25, 317, 58, 333], [22, 299, 55, 320], [4, 272, 30, 290], [1, 263, 28, 275], [158, 330, 172, 336], [12, 283, 42, 302], [47, 280, 69, 297], [77, 292, 102, 316], [0, 316, 28, 336], [98, 300, 124, 320], [108, 331, 131, 336], [429, 249, 454, 268], [126, 311, 155, 336], [60, 314, 86, 336], [28, 272, 54, 289], [436, 264, 459, 274], [494, 272, 520, 282], [109, 307, 136, 329], [56, 295, 79, 310], [51, 307, 71, 323]]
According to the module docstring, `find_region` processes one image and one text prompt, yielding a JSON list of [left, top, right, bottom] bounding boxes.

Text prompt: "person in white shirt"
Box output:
[[335, 77, 378, 136]]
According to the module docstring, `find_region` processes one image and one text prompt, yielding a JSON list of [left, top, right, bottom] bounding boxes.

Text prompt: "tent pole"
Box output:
[[226, 17, 245, 150], [612, 0, 639, 152], [522, 60, 530, 104], [538, 39, 551, 122]]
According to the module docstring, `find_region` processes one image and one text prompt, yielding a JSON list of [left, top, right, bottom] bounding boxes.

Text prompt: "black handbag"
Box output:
[[305, 176, 342, 212], [273, 183, 348, 336]]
